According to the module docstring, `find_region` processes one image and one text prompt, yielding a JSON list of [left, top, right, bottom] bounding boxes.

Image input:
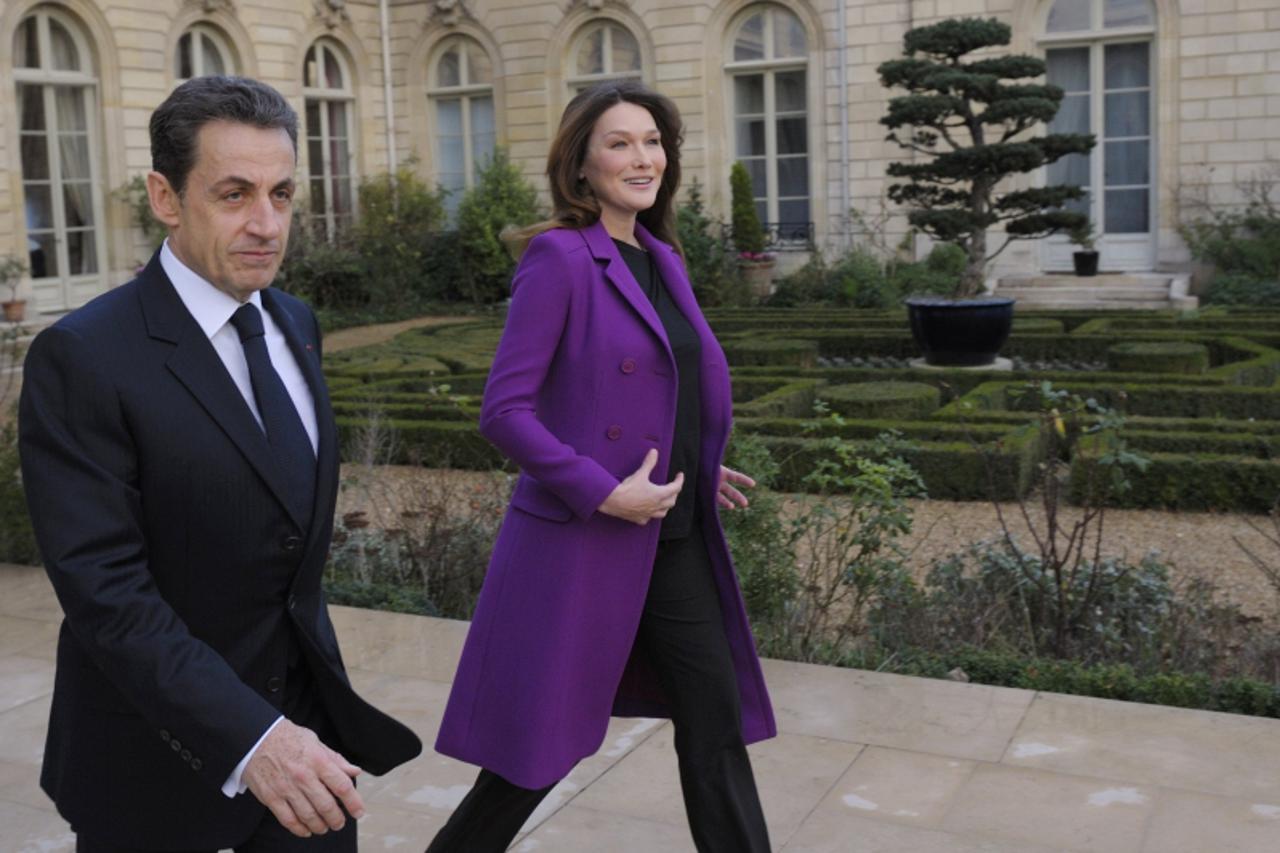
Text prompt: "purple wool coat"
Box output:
[[434, 219, 776, 789]]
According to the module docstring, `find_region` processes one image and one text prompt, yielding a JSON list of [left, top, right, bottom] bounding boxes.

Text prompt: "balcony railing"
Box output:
[[720, 221, 815, 252]]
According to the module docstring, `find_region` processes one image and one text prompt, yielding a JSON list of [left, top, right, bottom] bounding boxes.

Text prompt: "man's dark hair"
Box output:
[[150, 75, 298, 196]]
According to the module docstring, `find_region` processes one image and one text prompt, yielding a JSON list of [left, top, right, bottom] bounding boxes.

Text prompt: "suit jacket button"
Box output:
[[170, 739, 182, 752], [620, 358, 636, 374], [191, 758, 203, 771], [283, 536, 302, 551], [267, 676, 283, 694], [180, 749, 192, 762], [159, 729, 170, 743], [606, 425, 622, 440], [287, 595, 297, 611]]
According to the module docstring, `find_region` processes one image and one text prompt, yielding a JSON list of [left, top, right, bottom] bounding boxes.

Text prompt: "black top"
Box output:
[[614, 239, 702, 540]]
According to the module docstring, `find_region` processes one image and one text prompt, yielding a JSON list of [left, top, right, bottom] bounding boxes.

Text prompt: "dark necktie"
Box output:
[[230, 303, 316, 526]]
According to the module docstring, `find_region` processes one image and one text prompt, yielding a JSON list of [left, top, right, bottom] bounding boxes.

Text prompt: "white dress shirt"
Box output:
[[160, 240, 316, 796]]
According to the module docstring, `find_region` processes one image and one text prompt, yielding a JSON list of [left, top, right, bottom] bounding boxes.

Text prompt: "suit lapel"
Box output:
[[262, 289, 338, 551], [580, 220, 672, 365], [138, 258, 309, 530]]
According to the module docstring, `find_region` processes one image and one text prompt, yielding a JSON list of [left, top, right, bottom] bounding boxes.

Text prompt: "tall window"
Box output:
[[1042, 0, 1155, 269], [13, 8, 106, 311], [303, 40, 355, 239], [429, 37, 495, 216], [567, 21, 642, 95], [176, 23, 235, 81], [725, 5, 810, 240]]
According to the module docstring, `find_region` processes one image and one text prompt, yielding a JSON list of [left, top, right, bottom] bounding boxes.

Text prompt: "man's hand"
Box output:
[[242, 719, 364, 838], [598, 449, 684, 525]]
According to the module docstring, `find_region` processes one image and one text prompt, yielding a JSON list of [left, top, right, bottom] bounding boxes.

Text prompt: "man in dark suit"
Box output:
[[19, 76, 420, 852]]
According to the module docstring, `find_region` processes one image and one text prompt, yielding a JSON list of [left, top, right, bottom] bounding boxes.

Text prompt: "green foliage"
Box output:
[[676, 178, 747, 306], [0, 419, 40, 566], [1203, 273, 1280, 308], [1106, 341, 1209, 375], [453, 149, 541, 304], [0, 256, 27, 302], [729, 162, 766, 254], [820, 381, 941, 420], [114, 175, 168, 257], [350, 162, 448, 303], [878, 17, 1095, 296], [722, 433, 795, 623], [770, 242, 964, 309]]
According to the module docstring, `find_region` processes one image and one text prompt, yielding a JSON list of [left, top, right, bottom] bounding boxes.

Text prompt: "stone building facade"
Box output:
[[1, 0, 1277, 313]]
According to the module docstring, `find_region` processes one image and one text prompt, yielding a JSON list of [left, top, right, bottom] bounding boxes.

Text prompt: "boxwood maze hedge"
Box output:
[[324, 310, 1280, 512]]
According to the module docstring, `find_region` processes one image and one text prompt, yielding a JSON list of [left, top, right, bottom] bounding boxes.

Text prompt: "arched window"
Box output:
[[428, 36, 495, 215], [13, 7, 107, 311], [724, 5, 810, 240], [1041, 0, 1156, 271], [567, 21, 642, 95], [303, 39, 356, 239], [176, 23, 235, 81]]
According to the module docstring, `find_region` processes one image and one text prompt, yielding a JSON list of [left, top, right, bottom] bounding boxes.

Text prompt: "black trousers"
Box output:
[[76, 651, 357, 853], [425, 523, 771, 852]]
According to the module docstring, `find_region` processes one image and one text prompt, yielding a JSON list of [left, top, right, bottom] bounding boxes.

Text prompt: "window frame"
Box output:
[[427, 35, 496, 210], [566, 20, 644, 95], [175, 22, 236, 81], [302, 39, 358, 241]]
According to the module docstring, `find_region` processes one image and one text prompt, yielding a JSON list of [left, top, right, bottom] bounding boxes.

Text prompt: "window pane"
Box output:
[[20, 135, 49, 180], [49, 18, 81, 71], [439, 136, 465, 177], [329, 138, 351, 176], [305, 100, 320, 135], [612, 26, 641, 73], [436, 98, 462, 134], [734, 75, 764, 115], [772, 10, 807, 58], [777, 157, 808, 197], [177, 32, 193, 79], [1105, 91, 1149, 137], [1105, 0, 1154, 28], [59, 134, 90, 180], [18, 84, 46, 132], [323, 47, 344, 89], [734, 13, 765, 62], [55, 88, 87, 132], [577, 28, 604, 76], [471, 97, 496, 171], [438, 46, 461, 87], [778, 198, 810, 227], [15, 17, 39, 68], [326, 101, 349, 139], [1046, 48, 1090, 93], [775, 70, 806, 112], [1047, 151, 1091, 188], [202, 34, 227, 76], [777, 117, 807, 155], [735, 120, 765, 157], [1105, 188, 1148, 233], [28, 232, 57, 278], [467, 44, 493, 85], [24, 184, 54, 230], [333, 176, 353, 215], [64, 183, 94, 228], [1105, 140, 1148, 185], [1046, 0, 1091, 33], [308, 138, 323, 176], [1105, 42, 1150, 89], [67, 229, 97, 275], [1050, 93, 1090, 136], [309, 179, 325, 214]]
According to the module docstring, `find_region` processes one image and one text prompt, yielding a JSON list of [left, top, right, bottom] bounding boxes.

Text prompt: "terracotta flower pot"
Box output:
[[2, 300, 26, 323], [738, 259, 776, 300]]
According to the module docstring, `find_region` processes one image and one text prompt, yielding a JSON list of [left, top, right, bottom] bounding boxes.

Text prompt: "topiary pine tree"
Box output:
[[878, 17, 1096, 298], [730, 161, 766, 255]]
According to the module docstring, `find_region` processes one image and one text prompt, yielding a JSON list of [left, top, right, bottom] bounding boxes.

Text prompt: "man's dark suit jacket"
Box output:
[[18, 253, 422, 849]]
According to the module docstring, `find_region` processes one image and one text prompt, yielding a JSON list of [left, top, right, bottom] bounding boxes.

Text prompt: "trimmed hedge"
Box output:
[[1107, 341, 1209, 375], [819, 381, 940, 420], [722, 338, 820, 368]]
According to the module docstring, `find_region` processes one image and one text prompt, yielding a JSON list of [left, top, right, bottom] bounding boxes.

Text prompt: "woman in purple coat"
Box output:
[[427, 81, 775, 852]]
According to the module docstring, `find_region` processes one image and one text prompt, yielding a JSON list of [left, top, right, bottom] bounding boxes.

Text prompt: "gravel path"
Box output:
[[323, 315, 472, 353]]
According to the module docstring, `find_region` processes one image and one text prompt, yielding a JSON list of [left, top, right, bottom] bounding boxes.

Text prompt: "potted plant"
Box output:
[[0, 256, 28, 323], [1068, 221, 1099, 277], [729, 162, 775, 299], [878, 18, 1096, 365]]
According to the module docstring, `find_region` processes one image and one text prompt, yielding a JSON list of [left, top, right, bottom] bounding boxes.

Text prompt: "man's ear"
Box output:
[[146, 171, 182, 230]]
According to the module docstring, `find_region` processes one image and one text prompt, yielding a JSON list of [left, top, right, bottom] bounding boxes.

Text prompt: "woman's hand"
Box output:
[[717, 465, 756, 510], [598, 449, 684, 525]]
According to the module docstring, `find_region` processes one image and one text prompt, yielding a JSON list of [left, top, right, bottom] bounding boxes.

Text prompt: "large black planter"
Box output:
[[904, 296, 1016, 367], [1072, 250, 1100, 277]]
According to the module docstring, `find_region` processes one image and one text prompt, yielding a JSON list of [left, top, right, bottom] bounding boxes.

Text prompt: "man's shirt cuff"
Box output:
[[221, 715, 284, 798]]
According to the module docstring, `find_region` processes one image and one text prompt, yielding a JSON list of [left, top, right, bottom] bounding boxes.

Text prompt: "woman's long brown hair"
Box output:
[[505, 80, 684, 259]]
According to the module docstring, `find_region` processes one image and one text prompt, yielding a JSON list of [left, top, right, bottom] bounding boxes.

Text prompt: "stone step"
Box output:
[[1007, 299, 1176, 310], [1007, 274, 1174, 288], [999, 286, 1171, 300]]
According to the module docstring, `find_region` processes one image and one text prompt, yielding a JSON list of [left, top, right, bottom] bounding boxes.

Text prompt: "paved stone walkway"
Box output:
[[2, 563, 1278, 852]]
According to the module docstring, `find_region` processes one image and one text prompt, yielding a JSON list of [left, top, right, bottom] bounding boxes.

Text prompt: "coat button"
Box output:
[[267, 676, 283, 694], [287, 595, 297, 611], [283, 536, 302, 551], [170, 739, 182, 752], [159, 729, 170, 743], [606, 425, 622, 440], [620, 358, 636, 374], [191, 758, 203, 771], [180, 748, 192, 762]]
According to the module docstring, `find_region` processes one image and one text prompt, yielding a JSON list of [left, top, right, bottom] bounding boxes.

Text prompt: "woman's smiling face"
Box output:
[[580, 101, 667, 228]]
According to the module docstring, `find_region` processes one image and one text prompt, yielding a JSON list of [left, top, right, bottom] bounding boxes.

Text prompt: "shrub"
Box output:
[[1203, 273, 1280, 308], [0, 419, 40, 565], [677, 178, 746, 307], [819, 381, 940, 420], [454, 148, 541, 304], [276, 227, 366, 310], [350, 162, 447, 305], [890, 242, 967, 298], [1106, 341, 1209, 375], [721, 433, 795, 623], [729, 162, 766, 254]]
